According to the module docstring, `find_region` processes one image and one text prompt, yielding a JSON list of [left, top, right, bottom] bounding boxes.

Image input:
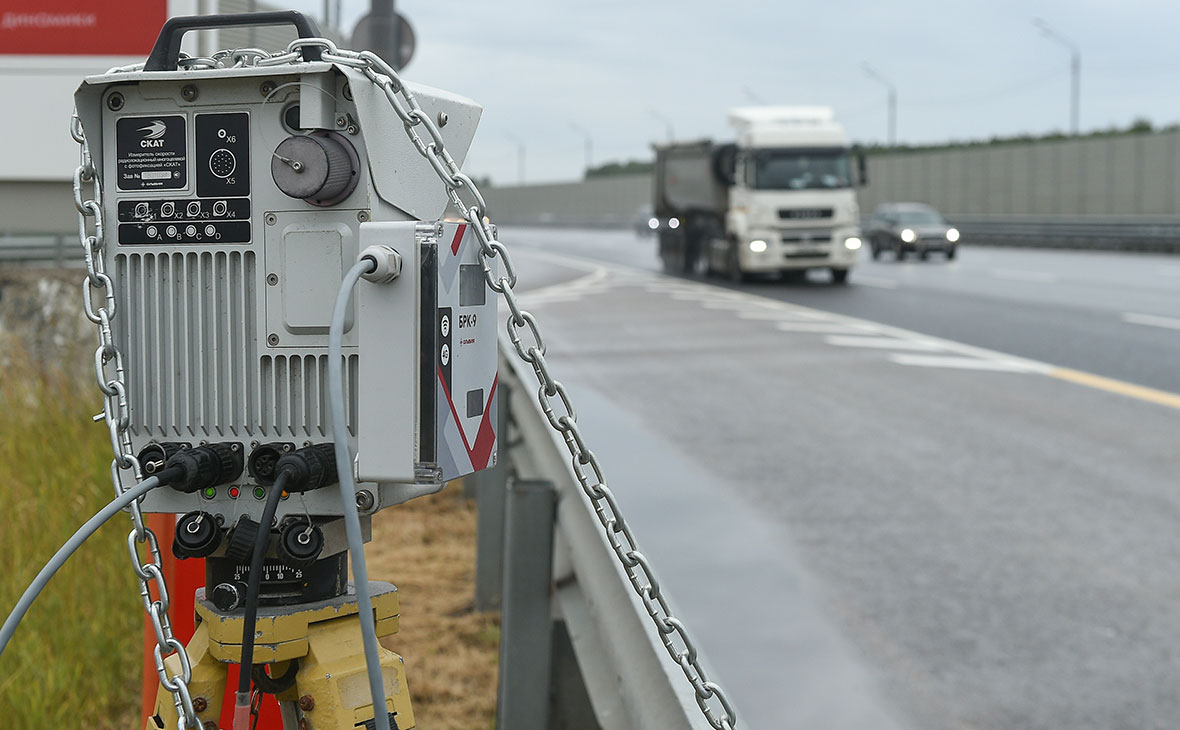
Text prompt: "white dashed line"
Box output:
[[851, 275, 899, 289], [775, 322, 869, 334], [888, 354, 1041, 372], [1122, 312, 1180, 332], [825, 335, 944, 351], [990, 268, 1058, 284]]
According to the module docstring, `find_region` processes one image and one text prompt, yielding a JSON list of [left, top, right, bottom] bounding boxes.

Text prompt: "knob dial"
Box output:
[[211, 582, 246, 612], [270, 132, 359, 206]]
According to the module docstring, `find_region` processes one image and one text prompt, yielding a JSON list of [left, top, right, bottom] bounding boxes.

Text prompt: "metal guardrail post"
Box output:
[[474, 380, 511, 611], [496, 478, 556, 730]]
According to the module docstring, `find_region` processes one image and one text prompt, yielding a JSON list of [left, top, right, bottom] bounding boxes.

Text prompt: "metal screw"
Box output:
[[298, 695, 316, 711], [265, 213, 277, 226], [260, 81, 276, 97], [346, 124, 359, 135], [282, 443, 293, 452], [357, 211, 370, 222], [193, 696, 209, 713], [336, 115, 347, 128], [298, 719, 311, 730], [437, 111, 448, 128], [356, 490, 375, 512], [106, 93, 124, 111], [204, 723, 219, 730], [267, 333, 280, 346], [181, 85, 198, 102], [342, 83, 353, 101], [267, 273, 279, 286]]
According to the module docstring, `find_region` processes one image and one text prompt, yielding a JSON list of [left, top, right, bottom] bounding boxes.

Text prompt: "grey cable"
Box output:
[[0, 475, 163, 658], [328, 256, 392, 730]]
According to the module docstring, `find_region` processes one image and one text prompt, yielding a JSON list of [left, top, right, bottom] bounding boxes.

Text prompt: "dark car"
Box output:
[[864, 203, 960, 260]]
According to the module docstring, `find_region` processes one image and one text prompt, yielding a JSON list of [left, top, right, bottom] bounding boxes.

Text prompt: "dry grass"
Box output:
[[0, 269, 499, 729], [367, 486, 500, 730]]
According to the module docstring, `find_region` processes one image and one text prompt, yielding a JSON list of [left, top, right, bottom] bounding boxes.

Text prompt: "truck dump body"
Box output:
[[653, 140, 728, 216]]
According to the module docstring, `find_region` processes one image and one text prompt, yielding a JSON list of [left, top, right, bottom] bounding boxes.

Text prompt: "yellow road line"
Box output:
[[1048, 367, 1180, 411]]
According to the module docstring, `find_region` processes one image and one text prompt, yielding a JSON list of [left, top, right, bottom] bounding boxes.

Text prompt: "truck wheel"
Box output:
[[895, 244, 906, 261], [727, 244, 747, 283], [831, 268, 849, 285], [919, 249, 929, 261], [871, 245, 881, 260], [946, 246, 957, 260]]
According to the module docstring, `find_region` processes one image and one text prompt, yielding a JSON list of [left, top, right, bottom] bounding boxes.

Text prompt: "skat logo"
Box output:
[[139, 120, 167, 148]]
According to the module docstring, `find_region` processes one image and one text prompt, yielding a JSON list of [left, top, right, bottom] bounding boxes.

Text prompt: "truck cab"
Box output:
[[718, 107, 863, 283], [653, 106, 865, 284]]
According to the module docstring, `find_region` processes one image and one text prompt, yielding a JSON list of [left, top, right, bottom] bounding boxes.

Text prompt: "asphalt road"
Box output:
[[499, 227, 1180, 730]]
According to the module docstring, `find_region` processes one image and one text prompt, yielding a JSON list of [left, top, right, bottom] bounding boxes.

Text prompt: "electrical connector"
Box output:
[[165, 443, 245, 494], [358, 245, 400, 283], [275, 443, 338, 492]]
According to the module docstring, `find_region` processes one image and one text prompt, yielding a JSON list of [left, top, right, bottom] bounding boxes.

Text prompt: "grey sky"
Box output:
[[289, 0, 1180, 185]]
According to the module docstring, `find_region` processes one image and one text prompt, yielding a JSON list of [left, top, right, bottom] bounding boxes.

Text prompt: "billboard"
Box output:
[[0, 0, 166, 56]]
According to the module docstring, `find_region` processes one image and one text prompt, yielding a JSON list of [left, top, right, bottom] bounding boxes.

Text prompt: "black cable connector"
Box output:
[[275, 443, 338, 492], [165, 443, 244, 494]]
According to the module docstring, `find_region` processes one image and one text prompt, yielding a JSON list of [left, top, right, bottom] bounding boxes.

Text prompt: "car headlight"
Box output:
[[647, 217, 659, 230], [844, 236, 862, 251], [946, 228, 960, 242], [668, 217, 680, 230], [901, 228, 916, 243], [749, 239, 767, 253]]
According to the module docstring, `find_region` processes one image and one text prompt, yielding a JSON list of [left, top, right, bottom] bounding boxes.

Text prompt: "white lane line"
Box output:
[[990, 268, 1058, 284], [1122, 312, 1180, 331], [775, 322, 870, 334], [825, 335, 944, 351], [739, 310, 837, 322], [852, 275, 899, 289], [889, 354, 1042, 372]]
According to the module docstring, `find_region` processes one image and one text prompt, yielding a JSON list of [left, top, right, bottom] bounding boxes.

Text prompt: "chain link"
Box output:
[[292, 40, 737, 730], [73, 116, 199, 730], [75, 39, 736, 730]]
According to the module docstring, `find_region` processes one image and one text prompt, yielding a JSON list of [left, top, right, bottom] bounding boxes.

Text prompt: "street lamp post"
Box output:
[[1033, 18, 1080, 136], [861, 63, 897, 147], [505, 133, 526, 185], [570, 122, 593, 175], [648, 109, 674, 144]]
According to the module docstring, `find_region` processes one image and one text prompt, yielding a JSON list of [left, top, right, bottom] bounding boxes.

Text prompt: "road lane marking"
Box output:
[[516, 248, 1180, 411], [990, 268, 1058, 283], [889, 354, 1041, 371], [825, 335, 944, 351], [775, 322, 868, 334], [1122, 312, 1180, 332], [1047, 368, 1180, 410], [851, 275, 899, 289]]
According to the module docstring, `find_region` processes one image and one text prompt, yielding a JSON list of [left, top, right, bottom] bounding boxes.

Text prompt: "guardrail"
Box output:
[[0, 235, 78, 266], [949, 216, 1180, 253], [470, 335, 715, 729]]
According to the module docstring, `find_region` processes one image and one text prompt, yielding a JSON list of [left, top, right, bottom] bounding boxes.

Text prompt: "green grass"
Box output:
[[0, 335, 142, 729]]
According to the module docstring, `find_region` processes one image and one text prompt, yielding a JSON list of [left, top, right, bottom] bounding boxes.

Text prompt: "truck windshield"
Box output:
[[749, 149, 851, 190]]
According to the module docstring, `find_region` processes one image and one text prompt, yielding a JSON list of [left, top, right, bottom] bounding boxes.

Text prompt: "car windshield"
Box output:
[[749, 149, 851, 190], [893, 210, 945, 225]]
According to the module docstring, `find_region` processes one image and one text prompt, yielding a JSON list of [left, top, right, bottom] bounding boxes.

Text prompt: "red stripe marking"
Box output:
[[436, 366, 499, 470], [450, 224, 467, 256]]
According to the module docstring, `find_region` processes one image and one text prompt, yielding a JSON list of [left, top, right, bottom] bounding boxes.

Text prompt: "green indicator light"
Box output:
[[202, 487, 216, 499], [253, 486, 266, 500]]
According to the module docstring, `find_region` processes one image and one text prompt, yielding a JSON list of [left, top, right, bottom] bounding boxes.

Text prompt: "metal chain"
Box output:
[[71, 116, 200, 730], [279, 39, 737, 730], [76, 39, 735, 730]]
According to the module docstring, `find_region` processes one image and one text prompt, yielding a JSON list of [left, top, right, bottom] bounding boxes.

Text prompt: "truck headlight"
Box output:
[[749, 239, 767, 253], [668, 217, 680, 230], [946, 228, 960, 242], [844, 237, 862, 251], [648, 217, 659, 230], [901, 228, 916, 243]]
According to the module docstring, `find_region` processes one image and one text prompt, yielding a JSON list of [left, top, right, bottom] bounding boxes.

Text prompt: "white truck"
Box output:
[[652, 106, 866, 284]]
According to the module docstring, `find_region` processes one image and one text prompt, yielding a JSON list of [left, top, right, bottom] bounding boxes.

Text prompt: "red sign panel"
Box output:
[[0, 0, 166, 56]]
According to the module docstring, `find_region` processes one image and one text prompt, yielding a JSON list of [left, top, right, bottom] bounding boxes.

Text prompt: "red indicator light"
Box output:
[[228, 486, 240, 499]]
